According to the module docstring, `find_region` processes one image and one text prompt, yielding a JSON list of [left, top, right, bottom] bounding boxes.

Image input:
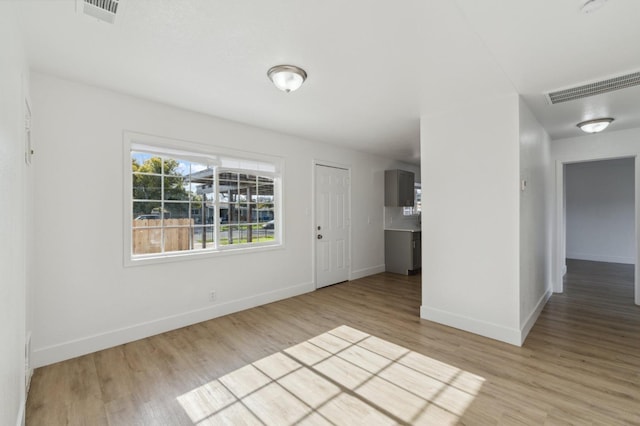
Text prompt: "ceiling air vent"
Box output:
[[78, 0, 121, 24], [546, 71, 640, 104]]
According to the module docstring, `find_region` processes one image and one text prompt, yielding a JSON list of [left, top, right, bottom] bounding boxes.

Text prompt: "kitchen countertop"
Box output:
[[384, 228, 421, 232]]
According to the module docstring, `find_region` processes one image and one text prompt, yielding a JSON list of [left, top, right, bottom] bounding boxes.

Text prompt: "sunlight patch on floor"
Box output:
[[177, 325, 485, 425]]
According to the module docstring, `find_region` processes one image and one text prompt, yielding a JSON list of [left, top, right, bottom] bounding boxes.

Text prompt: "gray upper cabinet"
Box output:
[[385, 169, 415, 207]]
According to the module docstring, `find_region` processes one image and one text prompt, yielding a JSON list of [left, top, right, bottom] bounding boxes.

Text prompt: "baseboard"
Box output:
[[420, 305, 521, 346], [520, 289, 552, 345], [32, 281, 314, 368], [26, 367, 33, 397], [16, 394, 25, 426], [566, 253, 635, 265], [350, 264, 386, 280], [25, 331, 32, 395]]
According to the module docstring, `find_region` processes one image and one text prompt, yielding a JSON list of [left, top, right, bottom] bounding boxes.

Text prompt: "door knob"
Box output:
[[317, 234, 323, 239]]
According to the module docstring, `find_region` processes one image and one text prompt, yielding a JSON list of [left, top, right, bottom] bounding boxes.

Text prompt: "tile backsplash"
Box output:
[[384, 207, 420, 229]]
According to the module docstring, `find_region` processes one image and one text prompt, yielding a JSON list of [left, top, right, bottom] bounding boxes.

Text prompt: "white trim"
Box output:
[[24, 331, 32, 401], [312, 160, 352, 289], [127, 243, 286, 267], [123, 131, 284, 267], [32, 281, 314, 368], [636, 156, 640, 305], [350, 264, 386, 280], [520, 289, 552, 345], [554, 160, 565, 293], [554, 154, 639, 304], [420, 305, 522, 346], [16, 394, 25, 426], [125, 131, 284, 170], [23, 97, 32, 166]]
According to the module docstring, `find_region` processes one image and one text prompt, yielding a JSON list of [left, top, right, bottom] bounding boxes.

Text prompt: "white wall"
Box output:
[[30, 72, 416, 367], [0, 3, 30, 425], [420, 93, 521, 345], [518, 98, 552, 341], [565, 158, 635, 264]]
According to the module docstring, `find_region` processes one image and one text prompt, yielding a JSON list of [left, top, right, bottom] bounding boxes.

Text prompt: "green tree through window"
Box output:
[[132, 156, 192, 218]]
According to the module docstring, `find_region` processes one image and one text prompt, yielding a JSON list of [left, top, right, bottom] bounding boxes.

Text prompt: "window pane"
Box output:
[[258, 175, 274, 191], [256, 204, 274, 224], [132, 152, 156, 172], [257, 185, 274, 197], [219, 205, 229, 224], [164, 176, 189, 200], [220, 224, 245, 245], [133, 174, 162, 201], [132, 227, 162, 254], [238, 174, 256, 201], [163, 226, 192, 253], [173, 159, 192, 177], [189, 164, 214, 181], [216, 171, 275, 246], [133, 155, 164, 175], [191, 201, 214, 225], [255, 222, 275, 242], [162, 157, 183, 177], [239, 203, 250, 222], [133, 201, 162, 223], [192, 162, 212, 176], [193, 225, 215, 250], [164, 202, 191, 220], [227, 204, 239, 225], [219, 172, 238, 204], [192, 180, 214, 200]]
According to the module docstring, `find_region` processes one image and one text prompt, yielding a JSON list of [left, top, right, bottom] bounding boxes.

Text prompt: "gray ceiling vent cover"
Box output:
[[546, 71, 640, 104], [79, 0, 121, 24]]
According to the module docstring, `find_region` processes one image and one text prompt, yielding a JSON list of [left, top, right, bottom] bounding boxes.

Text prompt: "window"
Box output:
[[126, 133, 281, 263], [218, 171, 275, 246], [403, 183, 422, 216]]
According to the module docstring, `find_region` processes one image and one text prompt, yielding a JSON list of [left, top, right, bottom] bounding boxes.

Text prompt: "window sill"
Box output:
[[124, 242, 284, 267]]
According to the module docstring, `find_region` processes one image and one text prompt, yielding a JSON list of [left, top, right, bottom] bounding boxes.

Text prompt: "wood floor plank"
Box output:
[[26, 260, 640, 425]]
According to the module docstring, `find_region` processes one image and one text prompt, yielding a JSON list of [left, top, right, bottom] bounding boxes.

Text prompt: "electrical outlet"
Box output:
[[209, 290, 217, 302]]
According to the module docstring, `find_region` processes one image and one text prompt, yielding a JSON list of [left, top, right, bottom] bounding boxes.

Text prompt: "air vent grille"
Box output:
[[547, 71, 640, 104], [81, 0, 120, 24]]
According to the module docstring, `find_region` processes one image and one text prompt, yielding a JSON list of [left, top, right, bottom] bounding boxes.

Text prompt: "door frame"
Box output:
[[312, 160, 352, 289], [554, 155, 639, 305]]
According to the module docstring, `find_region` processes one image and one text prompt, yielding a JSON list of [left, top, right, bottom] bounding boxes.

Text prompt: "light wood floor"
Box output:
[[26, 260, 640, 425]]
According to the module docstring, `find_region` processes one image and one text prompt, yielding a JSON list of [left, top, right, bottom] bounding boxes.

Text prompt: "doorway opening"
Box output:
[[555, 156, 639, 305]]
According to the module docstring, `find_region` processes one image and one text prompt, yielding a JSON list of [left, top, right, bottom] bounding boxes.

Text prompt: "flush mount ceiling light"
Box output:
[[267, 65, 307, 93], [577, 118, 614, 133]]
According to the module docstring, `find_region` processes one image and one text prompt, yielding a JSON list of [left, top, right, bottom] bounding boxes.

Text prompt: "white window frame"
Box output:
[[123, 132, 284, 266]]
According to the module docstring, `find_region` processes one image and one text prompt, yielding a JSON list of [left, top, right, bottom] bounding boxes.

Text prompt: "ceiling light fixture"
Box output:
[[577, 118, 614, 133], [267, 65, 307, 93]]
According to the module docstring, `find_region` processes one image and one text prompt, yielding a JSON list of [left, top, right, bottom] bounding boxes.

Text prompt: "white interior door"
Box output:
[[315, 164, 350, 288]]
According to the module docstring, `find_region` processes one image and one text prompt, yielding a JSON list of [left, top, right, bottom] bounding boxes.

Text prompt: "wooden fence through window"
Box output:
[[132, 218, 194, 254]]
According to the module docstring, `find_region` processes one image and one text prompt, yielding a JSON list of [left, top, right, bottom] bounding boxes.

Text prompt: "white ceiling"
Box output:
[[16, 0, 640, 164]]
